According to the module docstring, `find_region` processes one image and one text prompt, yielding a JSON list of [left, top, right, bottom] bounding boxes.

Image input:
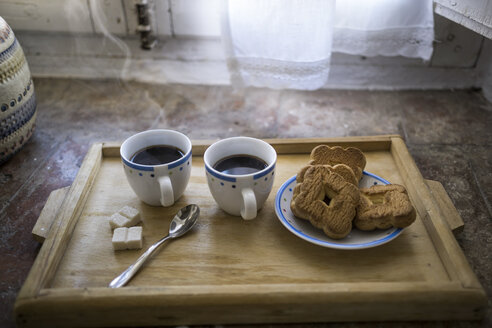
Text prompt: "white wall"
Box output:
[[435, 0, 492, 39], [0, 0, 221, 37]]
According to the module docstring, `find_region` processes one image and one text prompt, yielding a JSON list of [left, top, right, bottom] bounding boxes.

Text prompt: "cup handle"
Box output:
[[240, 188, 257, 220], [158, 176, 174, 207]]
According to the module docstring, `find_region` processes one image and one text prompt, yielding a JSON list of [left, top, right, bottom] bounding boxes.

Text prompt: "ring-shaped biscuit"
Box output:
[[291, 166, 360, 239]]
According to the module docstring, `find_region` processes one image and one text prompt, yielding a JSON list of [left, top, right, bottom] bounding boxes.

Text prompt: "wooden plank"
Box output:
[[265, 135, 394, 153], [14, 282, 486, 327], [102, 135, 395, 157], [192, 135, 395, 155], [16, 143, 103, 300], [390, 136, 484, 289], [425, 179, 464, 233], [32, 187, 69, 243]]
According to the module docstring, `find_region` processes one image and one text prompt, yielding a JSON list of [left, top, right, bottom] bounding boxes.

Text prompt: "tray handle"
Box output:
[[32, 187, 70, 243], [424, 179, 464, 233]]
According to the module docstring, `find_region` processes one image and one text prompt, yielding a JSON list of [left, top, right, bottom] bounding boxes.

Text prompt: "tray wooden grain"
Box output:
[[31, 179, 465, 243], [15, 135, 486, 327]]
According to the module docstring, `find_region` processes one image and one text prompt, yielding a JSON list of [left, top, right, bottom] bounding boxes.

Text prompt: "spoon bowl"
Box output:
[[169, 204, 199, 237], [109, 204, 200, 288]]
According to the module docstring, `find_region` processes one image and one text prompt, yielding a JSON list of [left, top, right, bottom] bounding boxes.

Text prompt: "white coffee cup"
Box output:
[[120, 129, 192, 207], [204, 137, 277, 220]]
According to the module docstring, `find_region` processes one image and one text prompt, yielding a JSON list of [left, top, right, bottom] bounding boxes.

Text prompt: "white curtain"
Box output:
[[221, 0, 434, 90], [333, 0, 434, 59], [221, 0, 336, 90]]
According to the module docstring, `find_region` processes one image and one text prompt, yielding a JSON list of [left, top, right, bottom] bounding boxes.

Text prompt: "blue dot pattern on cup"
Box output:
[[206, 168, 275, 189], [123, 150, 191, 178], [125, 165, 189, 178], [205, 163, 275, 185]]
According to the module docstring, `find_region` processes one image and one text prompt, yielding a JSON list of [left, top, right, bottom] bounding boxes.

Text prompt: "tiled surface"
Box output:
[[1, 78, 491, 327]]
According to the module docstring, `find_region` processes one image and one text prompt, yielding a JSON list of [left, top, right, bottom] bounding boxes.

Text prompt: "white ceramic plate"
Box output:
[[274, 171, 403, 250]]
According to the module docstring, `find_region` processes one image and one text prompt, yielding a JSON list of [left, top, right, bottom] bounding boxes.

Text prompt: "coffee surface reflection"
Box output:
[[131, 145, 184, 165], [213, 154, 267, 175]]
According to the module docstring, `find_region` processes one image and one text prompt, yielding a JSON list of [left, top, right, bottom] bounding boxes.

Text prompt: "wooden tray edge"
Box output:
[[101, 134, 400, 157], [390, 137, 483, 290], [14, 283, 486, 327], [17, 136, 488, 327], [425, 180, 464, 233], [17, 143, 103, 301], [31, 187, 70, 243]]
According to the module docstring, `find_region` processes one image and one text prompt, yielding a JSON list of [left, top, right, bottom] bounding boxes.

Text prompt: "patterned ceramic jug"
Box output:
[[0, 16, 36, 164]]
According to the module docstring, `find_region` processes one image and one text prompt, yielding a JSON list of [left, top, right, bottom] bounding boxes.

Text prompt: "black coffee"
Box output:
[[213, 154, 267, 175], [131, 145, 184, 165]]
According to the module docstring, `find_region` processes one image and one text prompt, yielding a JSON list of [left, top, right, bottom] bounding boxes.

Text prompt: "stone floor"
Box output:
[[1, 78, 491, 328]]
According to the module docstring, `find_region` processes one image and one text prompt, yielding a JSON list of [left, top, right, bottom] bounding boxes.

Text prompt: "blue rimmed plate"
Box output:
[[274, 171, 403, 250]]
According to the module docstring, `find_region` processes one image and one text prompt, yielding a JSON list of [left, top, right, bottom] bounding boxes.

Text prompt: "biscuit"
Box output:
[[309, 145, 366, 181], [291, 166, 360, 239], [355, 184, 416, 230], [296, 163, 358, 186]]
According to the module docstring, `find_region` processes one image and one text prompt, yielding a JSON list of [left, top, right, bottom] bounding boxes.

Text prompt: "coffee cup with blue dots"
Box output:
[[120, 129, 192, 207], [204, 137, 277, 220]]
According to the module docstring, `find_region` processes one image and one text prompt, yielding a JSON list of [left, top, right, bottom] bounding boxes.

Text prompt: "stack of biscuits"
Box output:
[[290, 145, 416, 239]]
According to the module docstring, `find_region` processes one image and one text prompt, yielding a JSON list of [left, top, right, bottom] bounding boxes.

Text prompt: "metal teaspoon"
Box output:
[[109, 204, 200, 288]]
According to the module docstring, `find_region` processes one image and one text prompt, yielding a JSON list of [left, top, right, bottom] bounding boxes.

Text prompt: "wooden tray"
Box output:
[[15, 135, 487, 327]]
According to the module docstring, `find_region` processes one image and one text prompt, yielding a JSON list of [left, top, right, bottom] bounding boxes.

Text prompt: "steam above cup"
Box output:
[[204, 137, 277, 220], [120, 129, 192, 207]]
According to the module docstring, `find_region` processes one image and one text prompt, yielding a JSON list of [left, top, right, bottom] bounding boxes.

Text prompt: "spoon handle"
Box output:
[[109, 234, 173, 288]]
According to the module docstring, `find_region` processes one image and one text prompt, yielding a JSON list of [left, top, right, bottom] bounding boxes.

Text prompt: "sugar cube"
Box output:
[[112, 228, 128, 250], [118, 206, 141, 226], [126, 226, 143, 250], [109, 213, 131, 230]]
